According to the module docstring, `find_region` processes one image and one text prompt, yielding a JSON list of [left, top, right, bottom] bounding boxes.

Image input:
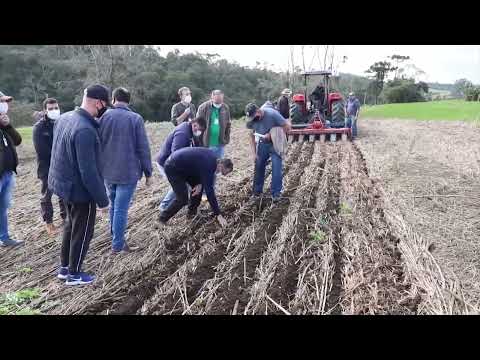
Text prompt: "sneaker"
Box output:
[[65, 272, 95, 286], [0, 238, 24, 247], [57, 266, 69, 280], [125, 243, 139, 251], [158, 214, 169, 226], [112, 243, 139, 254]]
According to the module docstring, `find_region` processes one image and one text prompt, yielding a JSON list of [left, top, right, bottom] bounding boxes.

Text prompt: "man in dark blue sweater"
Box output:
[[99, 87, 153, 254], [159, 148, 233, 245], [155, 116, 206, 211], [49, 84, 110, 286], [32, 98, 66, 236]]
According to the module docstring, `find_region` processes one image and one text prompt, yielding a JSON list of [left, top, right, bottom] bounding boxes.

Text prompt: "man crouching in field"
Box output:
[[158, 147, 233, 249]]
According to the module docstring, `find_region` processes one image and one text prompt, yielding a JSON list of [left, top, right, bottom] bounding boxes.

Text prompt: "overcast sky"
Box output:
[[158, 45, 480, 84]]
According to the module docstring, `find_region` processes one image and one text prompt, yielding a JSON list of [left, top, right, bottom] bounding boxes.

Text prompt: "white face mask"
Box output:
[[47, 109, 61, 120], [0, 102, 8, 114], [213, 103, 222, 108], [183, 95, 192, 104], [194, 130, 202, 137]]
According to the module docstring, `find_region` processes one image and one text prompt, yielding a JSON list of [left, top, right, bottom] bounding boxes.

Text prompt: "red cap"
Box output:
[[292, 94, 305, 102]]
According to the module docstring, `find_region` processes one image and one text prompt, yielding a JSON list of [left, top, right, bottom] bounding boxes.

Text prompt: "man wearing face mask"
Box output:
[[196, 89, 231, 159], [0, 91, 23, 247], [48, 84, 110, 286], [155, 116, 207, 213], [32, 98, 67, 236], [171, 87, 196, 126]]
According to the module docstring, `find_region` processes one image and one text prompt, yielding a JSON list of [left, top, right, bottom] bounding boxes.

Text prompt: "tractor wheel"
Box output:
[[290, 103, 308, 124], [331, 100, 346, 127]]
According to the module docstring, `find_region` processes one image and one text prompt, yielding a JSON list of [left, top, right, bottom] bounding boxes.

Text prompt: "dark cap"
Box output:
[[245, 103, 259, 121], [84, 84, 111, 106]]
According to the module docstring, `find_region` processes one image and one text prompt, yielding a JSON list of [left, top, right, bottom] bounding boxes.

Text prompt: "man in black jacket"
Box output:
[[0, 91, 23, 247], [49, 85, 110, 286], [33, 98, 66, 236]]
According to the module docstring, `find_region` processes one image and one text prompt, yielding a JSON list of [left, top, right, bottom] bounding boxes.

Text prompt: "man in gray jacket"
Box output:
[[99, 87, 153, 255]]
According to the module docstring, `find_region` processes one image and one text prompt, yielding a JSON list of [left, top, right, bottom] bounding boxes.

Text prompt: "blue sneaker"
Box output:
[[0, 238, 24, 247], [57, 266, 69, 280], [65, 272, 95, 286]]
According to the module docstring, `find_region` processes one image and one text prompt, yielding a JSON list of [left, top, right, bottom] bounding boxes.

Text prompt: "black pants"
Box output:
[[61, 201, 96, 274], [159, 166, 202, 222], [40, 177, 66, 224]]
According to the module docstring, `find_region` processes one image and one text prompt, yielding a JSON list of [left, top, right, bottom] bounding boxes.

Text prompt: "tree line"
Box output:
[[0, 45, 297, 126], [1, 46, 472, 127]]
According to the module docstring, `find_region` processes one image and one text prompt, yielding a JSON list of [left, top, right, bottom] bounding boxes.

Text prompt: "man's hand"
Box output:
[[145, 176, 153, 187], [191, 184, 202, 197], [217, 214, 227, 228], [0, 114, 10, 127], [184, 107, 191, 116]]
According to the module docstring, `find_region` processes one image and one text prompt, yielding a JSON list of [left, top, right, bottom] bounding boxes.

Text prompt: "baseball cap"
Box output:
[[0, 90, 13, 102], [84, 84, 111, 106], [281, 88, 292, 96], [245, 103, 259, 121], [348, 92, 355, 96]]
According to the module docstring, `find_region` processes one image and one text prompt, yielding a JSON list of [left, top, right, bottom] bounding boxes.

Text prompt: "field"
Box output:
[[0, 118, 479, 315], [362, 100, 480, 122]]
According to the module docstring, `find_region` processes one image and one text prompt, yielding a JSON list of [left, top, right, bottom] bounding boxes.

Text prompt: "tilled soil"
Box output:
[[1, 120, 465, 315]]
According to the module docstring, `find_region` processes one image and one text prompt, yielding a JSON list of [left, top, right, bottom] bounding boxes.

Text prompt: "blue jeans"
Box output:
[[105, 182, 137, 251], [254, 142, 282, 198], [0, 171, 15, 241], [157, 164, 190, 211], [346, 115, 358, 138]]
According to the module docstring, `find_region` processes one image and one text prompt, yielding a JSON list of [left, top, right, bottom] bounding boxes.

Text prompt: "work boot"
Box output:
[[46, 223, 58, 237]]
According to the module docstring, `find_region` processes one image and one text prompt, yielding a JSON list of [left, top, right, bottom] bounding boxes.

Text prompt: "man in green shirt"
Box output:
[[197, 89, 231, 160]]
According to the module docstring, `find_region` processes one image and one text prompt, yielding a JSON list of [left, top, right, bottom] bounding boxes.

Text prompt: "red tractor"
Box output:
[[288, 70, 351, 142]]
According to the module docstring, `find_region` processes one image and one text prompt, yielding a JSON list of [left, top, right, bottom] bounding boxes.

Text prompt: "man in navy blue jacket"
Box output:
[[32, 98, 66, 236], [159, 147, 233, 247], [99, 87, 153, 254], [155, 116, 206, 211], [49, 84, 110, 286]]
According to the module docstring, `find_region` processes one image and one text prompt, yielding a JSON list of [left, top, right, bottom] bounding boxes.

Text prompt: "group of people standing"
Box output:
[[0, 82, 358, 287]]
